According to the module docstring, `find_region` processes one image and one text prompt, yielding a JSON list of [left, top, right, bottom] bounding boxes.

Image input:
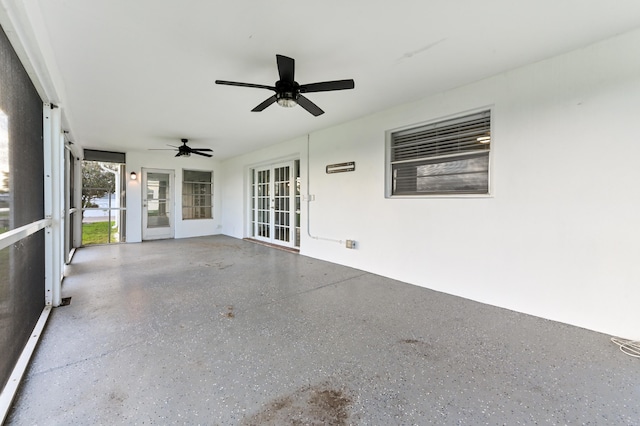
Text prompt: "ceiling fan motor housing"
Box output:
[[177, 139, 191, 156], [275, 80, 299, 107]]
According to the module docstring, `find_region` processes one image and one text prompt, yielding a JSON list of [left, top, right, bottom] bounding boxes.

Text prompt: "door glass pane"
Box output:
[[273, 166, 290, 243], [256, 169, 270, 237], [147, 173, 170, 228]]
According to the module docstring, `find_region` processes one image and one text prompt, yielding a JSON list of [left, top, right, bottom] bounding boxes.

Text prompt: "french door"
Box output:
[[251, 161, 299, 248], [142, 168, 174, 240]]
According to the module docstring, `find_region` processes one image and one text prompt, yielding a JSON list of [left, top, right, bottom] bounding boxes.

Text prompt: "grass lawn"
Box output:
[[82, 221, 118, 245]]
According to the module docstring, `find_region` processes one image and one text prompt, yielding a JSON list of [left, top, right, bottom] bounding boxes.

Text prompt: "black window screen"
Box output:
[[0, 24, 45, 391]]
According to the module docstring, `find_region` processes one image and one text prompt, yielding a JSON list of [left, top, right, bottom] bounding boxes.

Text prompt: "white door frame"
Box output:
[[142, 168, 175, 240], [251, 161, 296, 248]]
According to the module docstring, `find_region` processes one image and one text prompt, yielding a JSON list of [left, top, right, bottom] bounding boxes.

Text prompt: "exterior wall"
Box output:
[[220, 28, 640, 339], [126, 151, 222, 243]]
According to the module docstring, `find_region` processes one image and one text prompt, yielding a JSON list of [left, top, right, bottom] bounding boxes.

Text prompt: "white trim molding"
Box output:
[[0, 218, 50, 251], [0, 306, 52, 424]]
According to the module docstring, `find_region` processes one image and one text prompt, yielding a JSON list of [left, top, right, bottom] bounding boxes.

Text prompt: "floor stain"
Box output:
[[399, 338, 445, 361], [107, 391, 127, 404], [223, 305, 235, 318], [242, 383, 352, 425], [215, 262, 233, 270]]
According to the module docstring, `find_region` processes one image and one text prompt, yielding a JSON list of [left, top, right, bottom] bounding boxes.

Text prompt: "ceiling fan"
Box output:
[[215, 54, 355, 116], [150, 139, 213, 157]]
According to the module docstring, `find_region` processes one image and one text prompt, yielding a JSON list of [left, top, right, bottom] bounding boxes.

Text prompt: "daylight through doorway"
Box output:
[[81, 160, 126, 245]]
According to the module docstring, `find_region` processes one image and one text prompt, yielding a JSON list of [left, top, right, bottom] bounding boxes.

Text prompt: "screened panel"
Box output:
[[0, 232, 46, 391], [0, 24, 45, 392], [0, 110, 7, 233]]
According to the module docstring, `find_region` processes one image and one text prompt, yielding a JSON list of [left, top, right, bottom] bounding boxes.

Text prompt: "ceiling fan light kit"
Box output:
[[276, 93, 297, 108], [216, 54, 355, 116]]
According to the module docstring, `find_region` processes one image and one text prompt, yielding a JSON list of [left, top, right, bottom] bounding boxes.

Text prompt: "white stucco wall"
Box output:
[[219, 28, 640, 340], [126, 151, 222, 243]]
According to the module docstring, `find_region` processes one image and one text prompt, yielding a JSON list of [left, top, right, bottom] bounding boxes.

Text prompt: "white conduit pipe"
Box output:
[[306, 133, 343, 245]]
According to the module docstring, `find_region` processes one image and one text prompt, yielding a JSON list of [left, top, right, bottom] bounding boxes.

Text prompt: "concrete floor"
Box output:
[[7, 235, 639, 425]]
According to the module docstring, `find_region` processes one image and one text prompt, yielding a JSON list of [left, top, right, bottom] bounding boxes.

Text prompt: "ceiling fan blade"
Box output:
[[175, 152, 182, 157], [299, 79, 355, 93], [190, 148, 213, 152], [297, 95, 324, 116], [276, 55, 295, 82], [252, 95, 278, 112], [192, 151, 213, 158], [149, 149, 177, 151], [215, 80, 275, 91]]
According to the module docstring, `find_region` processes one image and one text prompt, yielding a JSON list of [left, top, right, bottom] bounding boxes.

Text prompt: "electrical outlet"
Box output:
[[346, 240, 356, 249]]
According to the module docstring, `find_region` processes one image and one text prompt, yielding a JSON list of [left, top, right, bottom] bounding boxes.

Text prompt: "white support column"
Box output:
[[73, 151, 83, 248], [43, 103, 63, 307], [57, 130, 65, 274], [64, 143, 71, 262], [43, 103, 52, 306]]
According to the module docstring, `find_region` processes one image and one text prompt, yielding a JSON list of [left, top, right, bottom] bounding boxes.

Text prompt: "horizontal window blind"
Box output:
[[390, 110, 491, 195], [392, 111, 490, 162]]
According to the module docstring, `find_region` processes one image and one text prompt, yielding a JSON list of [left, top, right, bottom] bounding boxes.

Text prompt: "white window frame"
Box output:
[[386, 108, 493, 198], [181, 169, 213, 220]]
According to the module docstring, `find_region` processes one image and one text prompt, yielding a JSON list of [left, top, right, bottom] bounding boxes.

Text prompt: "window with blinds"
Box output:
[[182, 170, 212, 219], [389, 110, 491, 196]]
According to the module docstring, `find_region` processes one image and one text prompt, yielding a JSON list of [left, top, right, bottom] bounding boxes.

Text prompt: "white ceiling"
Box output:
[[12, 0, 640, 159]]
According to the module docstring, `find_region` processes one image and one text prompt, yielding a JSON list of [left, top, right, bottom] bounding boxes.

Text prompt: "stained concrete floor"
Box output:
[[7, 235, 639, 425]]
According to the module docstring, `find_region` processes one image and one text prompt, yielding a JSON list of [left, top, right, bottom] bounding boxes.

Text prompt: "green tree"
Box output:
[[82, 161, 117, 208], [0, 170, 8, 193]]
